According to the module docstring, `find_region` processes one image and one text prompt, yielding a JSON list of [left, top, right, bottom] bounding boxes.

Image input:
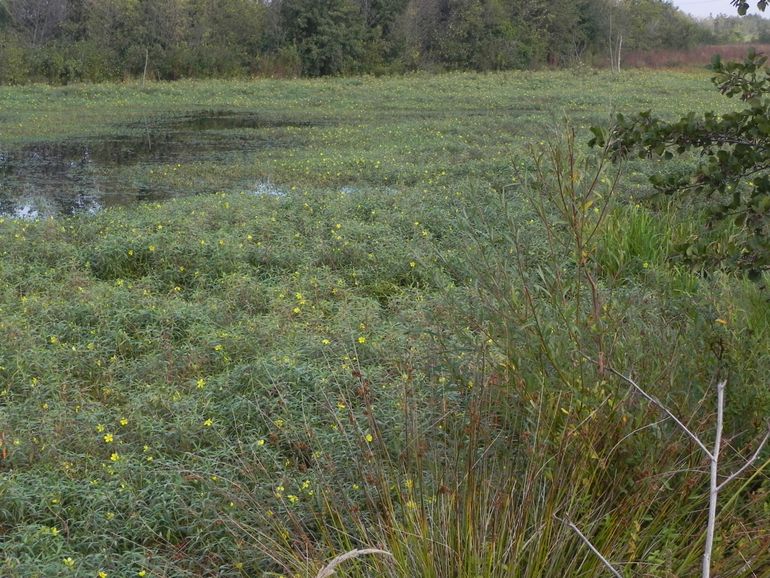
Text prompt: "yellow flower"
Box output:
[[196, 378, 206, 389], [63, 557, 75, 568], [364, 433, 374, 443], [214, 344, 223, 351], [98, 571, 108, 578], [321, 338, 331, 345], [257, 439, 266, 446], [49, 335, 59, 345], [119, 418, 128, 427], [357, 336, 366, 344], [203, 418, 214, 427], [148, 245, 156, 252], [137, 572, 146, 577], [103, 433, 113, 443], [110, 452, 120, 462], [96, 424, 105, 433]]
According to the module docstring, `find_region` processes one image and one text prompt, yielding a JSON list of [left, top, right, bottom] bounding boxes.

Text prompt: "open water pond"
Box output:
[[0, 111, 311, 218]]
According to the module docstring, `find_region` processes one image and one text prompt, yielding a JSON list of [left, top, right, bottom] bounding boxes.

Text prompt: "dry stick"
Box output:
[[580, 356, 770, 578], [603, 365, 713, 459], [602, 365, 769, 578], [718, 427, 770, 491], [703, 380, 725, 578], [314, 548, 394, 578], [142, 48, 149, 88], [555, 515, 623, 578]]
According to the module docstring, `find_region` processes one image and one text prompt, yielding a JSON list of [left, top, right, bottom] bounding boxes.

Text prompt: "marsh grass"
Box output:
[[1, 74, 769, 577], [210, 130, 770, 578]]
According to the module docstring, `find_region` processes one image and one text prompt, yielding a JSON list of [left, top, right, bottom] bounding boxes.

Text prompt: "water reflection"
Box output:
[[0, 111, 312, 218]]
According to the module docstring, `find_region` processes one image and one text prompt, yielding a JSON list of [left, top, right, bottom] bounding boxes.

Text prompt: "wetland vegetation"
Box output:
[[1, 70, 770, 577]]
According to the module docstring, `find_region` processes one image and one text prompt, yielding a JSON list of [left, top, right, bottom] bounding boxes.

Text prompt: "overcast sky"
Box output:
[[672, 0, 768, 19]]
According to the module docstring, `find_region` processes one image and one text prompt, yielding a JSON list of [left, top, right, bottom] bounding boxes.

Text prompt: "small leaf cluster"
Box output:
[[592, 50, 770, 277], [731, 0, 768, 16]]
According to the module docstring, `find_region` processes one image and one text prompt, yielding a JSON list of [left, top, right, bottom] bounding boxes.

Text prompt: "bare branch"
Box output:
[[717, 427, 770, 492], [555, 515, 623, 578], [599, 362, 713, 459], [703, 380, 726, 578]]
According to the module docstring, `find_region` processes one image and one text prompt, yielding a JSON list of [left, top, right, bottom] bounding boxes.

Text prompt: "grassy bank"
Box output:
[[1, 72, 769, 577]]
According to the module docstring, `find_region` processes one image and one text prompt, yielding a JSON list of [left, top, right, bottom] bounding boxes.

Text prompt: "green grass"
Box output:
[[0, 69, 743, 198], [1, 71, 769, 577]]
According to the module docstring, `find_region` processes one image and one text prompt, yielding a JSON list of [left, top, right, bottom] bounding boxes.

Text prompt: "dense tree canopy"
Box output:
[[0, 0, 732, 82]]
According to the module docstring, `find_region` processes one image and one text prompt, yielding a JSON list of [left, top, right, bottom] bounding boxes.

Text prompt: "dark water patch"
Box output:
[[0, 110, 315, 218], [155, 111, 319, 131]]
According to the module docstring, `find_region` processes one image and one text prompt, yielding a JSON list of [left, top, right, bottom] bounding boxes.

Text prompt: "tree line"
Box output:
[[0, 0, 744, 83], [700, 14, 770, 43]]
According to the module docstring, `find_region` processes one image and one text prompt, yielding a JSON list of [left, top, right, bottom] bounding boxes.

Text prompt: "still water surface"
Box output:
[[0, 112, 307, 218]]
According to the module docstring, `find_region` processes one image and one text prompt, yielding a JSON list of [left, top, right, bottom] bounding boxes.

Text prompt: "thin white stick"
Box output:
[[703, 380, 726, 578], [142, 48, 149, 88], [555, 515, 623, 578], [605, 365, 713, 459], [717, 428, 770, 491], [575, 361, 770, 578], [315, 548, 394, 578]]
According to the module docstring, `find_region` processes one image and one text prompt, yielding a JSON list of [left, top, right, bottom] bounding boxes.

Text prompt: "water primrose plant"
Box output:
[[1, 71, 769, 577]]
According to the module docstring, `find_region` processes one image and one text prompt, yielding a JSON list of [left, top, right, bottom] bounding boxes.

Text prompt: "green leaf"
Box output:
[[588, 126, 606, 148]]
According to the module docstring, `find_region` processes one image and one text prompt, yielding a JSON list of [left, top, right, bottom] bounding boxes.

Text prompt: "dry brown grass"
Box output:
[[622, 43, 770, 69]]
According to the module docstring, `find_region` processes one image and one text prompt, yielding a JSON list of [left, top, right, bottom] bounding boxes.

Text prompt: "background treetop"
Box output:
[[0, 0, 757, 83]]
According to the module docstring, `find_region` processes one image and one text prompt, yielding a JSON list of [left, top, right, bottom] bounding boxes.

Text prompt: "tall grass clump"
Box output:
[[596, 203, 674, 279]]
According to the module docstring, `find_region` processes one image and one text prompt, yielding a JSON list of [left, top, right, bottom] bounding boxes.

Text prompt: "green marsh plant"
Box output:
[[240, 129, 770, 577]]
